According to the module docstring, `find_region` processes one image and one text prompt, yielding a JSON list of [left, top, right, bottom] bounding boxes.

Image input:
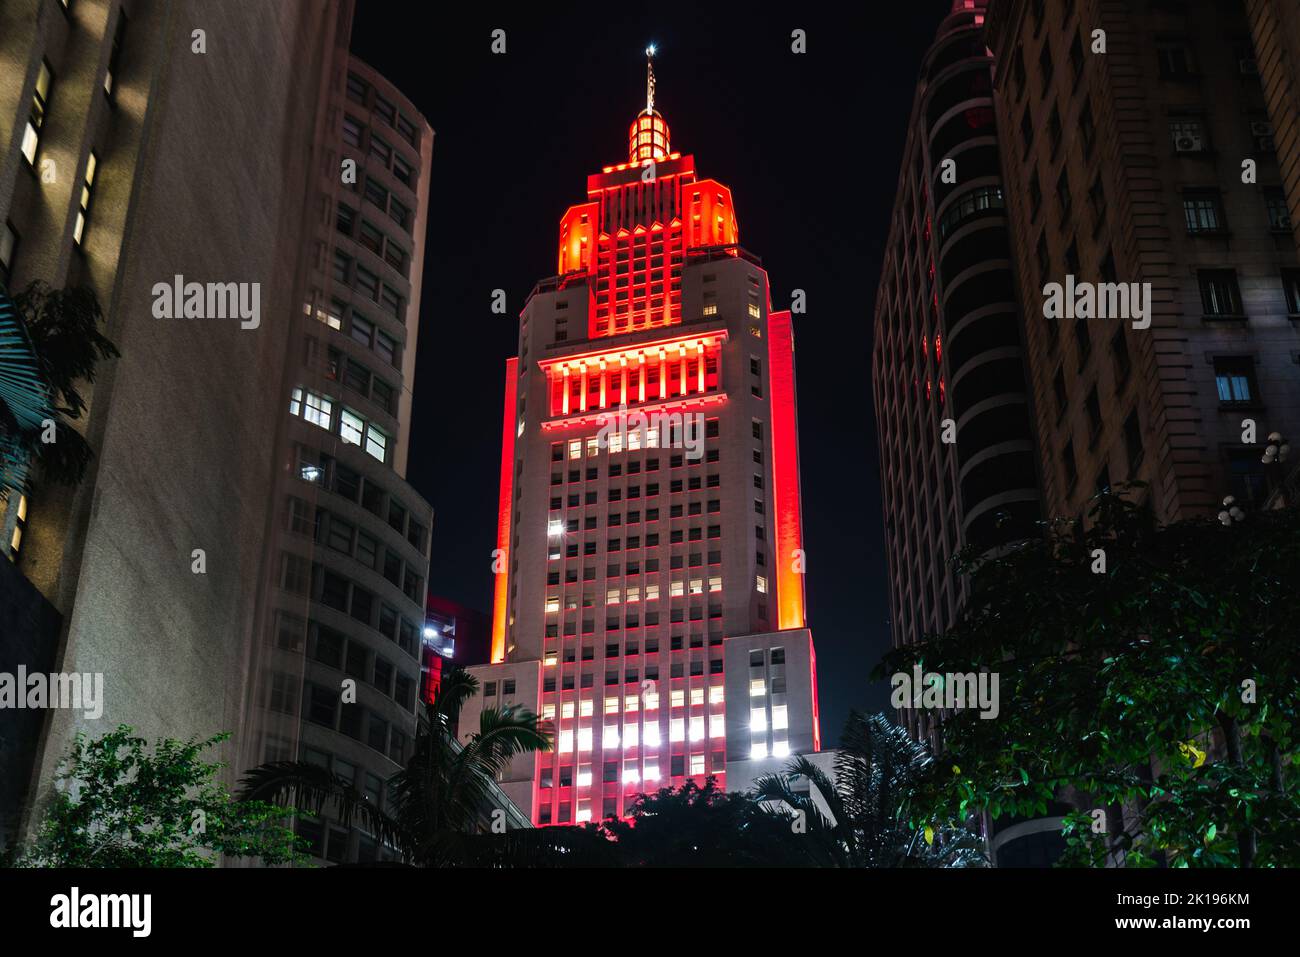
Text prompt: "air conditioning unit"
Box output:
[[1175, 135, 1204, 152]]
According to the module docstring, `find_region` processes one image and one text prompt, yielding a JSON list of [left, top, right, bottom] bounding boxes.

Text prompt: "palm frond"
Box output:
[[236, 761, 407, 855]]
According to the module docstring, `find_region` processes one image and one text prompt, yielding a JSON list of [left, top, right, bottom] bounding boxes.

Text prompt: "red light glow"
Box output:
[[490, 358, 518, 663], [767, 310, 805, 630]]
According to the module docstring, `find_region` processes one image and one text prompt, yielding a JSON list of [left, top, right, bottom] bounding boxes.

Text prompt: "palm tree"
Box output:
[[750, 711, 988, 867], [238, 667, 563, 866], [0, 281, 118, 494]]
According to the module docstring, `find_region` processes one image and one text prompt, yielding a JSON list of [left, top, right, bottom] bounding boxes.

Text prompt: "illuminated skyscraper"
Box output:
[[463, 53, 821, 826]]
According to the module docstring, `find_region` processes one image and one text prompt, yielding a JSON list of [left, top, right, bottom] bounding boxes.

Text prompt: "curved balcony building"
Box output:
[[870, 0, 1042, 745], [245, 54, 435, 865]]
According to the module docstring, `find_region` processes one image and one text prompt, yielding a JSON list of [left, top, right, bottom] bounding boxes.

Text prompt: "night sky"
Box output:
[[351, 2, 950, 745]]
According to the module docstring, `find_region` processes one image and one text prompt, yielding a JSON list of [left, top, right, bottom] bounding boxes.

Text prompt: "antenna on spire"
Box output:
[[645, 43, 657, 113]]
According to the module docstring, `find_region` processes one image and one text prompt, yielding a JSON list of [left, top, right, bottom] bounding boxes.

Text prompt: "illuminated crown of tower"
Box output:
[[628, 44, 670, 162]]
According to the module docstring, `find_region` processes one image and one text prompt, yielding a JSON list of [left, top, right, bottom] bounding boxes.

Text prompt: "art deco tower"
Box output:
[[464, 53, 823, 826]]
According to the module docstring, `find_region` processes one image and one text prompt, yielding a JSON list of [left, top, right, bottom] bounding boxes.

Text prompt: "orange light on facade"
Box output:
[[767, 311, 806, 631], [490, 358, 518, 663]]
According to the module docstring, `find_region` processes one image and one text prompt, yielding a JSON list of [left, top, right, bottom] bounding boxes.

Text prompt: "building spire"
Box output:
[[628, 44, 670, 163], [645, 44, 657, 114]]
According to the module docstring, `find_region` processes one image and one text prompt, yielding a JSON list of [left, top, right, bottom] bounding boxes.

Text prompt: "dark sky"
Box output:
[[351, 2, 949, 745]]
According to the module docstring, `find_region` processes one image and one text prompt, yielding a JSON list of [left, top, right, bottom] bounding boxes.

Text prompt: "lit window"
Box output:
[[606, 587, 621, 605], [689, 717, 705, 741], [690, 753, 706, 775], [623, 724, 639, 748], [579, 699, 594, 717], [340, 410, 364, 446], [709, 685, 725, 704], [104, 12, 126, 98], [73, 151, 97, 245], [689, 578, 703, 595], [548, 518, 564, 537], [749, 678, 766, 697], [690, 687, 704, 706], [628, 429, 641, 451], [622, 766, 640, 784], [772, 739, 790, 758], [604, 696, 619, 715], [646, 426, 659, 448], [544, 654, 557, 667], [772, 704, 788, 730], [710, 714, 725, 737], [577, 766, 592, 787], [670, 689, 685, 708], [578, 727, 593, 751], [608, 431, 623, 453], [365, 425, 388, 463], [561, 701, 575, 719], [576, 801, 592, 822], [541, 703, 556, 721], [747, 303, 761, 318], [603, 725, 619, 747], [751, 708, 767, 732], [643, 723, 661, 747], [643, 761, 659, 781], [569, 440, 582, 459], [750, 742, 768, 759], [545, 597, 560, 614], [670, 718, 685, 742], [624, 694, 639, 712], [645, 583, 660, 601], [708, 575, 722, 592], [22, 60, 53, 166], [586, 437, 599, 456], [313, 306, 342, 330], [756, 575, 768, 594], [290, 388, 333, 430], [702, 304, 718, 316], [643, 691, 659, 710], [670, 581, 684, 597], [626, 585, 640, 603], [559, 730, 573, 753]]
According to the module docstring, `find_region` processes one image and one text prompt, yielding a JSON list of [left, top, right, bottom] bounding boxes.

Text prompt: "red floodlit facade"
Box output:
[[464, 58, 822, 826]]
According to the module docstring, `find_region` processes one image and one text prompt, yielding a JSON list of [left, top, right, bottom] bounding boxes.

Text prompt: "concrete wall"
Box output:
[[10, 1, 347, 821]]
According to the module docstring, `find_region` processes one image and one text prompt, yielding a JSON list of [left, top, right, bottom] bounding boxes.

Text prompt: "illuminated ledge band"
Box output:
[[540, 391, 728, 432], [537, 330, 728, 373]]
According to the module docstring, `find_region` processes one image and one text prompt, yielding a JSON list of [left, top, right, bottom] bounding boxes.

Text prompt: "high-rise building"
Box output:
[[462, 55, 821, 826], [983, 0, 1300, 523], [238, 52, 437, 865], [0, 0, 440, 864], [0, 0, 354, 845], [871, 0, 1042, 745]]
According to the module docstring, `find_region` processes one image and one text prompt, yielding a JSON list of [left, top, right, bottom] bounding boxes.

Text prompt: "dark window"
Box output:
[[1198, 270, 1244, 317], [1183, 190, 1224, 234], [1123, 410, 1143, 473]]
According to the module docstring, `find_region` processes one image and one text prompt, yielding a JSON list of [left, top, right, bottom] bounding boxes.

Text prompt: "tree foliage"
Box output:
[[876, 488, 1300, 867], [13, 725, 305, 867], [0, 281, 118, 492]]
